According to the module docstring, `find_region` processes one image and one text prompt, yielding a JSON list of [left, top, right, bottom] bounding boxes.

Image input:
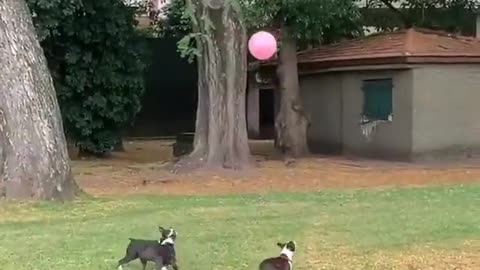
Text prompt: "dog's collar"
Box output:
[[159, 237, 174, 245], [280, 247, 294, 262]]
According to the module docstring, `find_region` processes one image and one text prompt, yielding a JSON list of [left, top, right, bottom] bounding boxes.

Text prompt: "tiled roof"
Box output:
[[296, 28, 480, 64]]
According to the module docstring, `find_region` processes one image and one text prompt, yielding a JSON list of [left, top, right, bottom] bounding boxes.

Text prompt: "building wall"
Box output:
[[412, 64, 480, 159], [476, 13, 480, 38], [341, 69, 413, 159], [301, 74, 343, 154], [300, 69, 414, 159]]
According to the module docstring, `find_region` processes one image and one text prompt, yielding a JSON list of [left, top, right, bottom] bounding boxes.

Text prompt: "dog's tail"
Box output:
[[128, 238, 136, 241]]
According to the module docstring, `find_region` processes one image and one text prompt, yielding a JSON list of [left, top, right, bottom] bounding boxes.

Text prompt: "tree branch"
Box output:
[[379, 0, 413, 28]]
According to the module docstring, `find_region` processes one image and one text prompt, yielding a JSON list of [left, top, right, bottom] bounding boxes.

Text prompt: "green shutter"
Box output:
[[363, 79, 392, 120]]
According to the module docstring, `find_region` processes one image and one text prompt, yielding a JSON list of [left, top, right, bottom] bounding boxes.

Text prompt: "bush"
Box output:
[[154, 0, 191, 38], [28, 0, 149, 155]]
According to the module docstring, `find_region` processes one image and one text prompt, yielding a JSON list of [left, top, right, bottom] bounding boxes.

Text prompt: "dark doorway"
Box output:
[[259, 89, 275, 139]]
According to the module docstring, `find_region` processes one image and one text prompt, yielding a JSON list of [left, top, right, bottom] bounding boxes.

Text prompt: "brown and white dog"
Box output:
[[259, 241, 296, 270]]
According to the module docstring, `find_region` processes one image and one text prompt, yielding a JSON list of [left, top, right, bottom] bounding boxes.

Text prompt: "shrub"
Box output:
[[28, 0, 149, 155]]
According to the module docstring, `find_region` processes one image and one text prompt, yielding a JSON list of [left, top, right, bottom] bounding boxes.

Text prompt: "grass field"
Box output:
[[0, 184, 479, 270]]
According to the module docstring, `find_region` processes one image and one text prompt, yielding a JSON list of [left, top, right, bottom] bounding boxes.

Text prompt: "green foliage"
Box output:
[[242, 0, 362, 47], [365, 0, 479, 34], [158, 0, 361, 58], [160, 0, 479, 60], [153, 0, 202, 62], [177, 33, 202, 63], [27, 0, 149, 154], [155, 0, 192, 37]]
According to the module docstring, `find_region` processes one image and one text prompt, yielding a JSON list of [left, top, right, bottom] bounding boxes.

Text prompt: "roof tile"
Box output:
[[296, 28, 480, 64]]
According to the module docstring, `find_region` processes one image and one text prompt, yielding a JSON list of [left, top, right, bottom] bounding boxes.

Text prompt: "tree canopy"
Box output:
[[364, 0, 480, 35], [242, 0, 362, 46], [158, 0, 362, 46]]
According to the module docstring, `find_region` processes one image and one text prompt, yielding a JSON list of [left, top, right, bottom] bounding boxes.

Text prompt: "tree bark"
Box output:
[[112, 132, 125, 152], [188, 44, 209, 159], [177, 0, 251, 170], [275, 28, 310, 158], [0, 0, 79, 200]]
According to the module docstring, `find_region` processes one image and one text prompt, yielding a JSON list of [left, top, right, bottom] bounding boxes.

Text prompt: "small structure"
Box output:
[[250, 28, 480, 160]]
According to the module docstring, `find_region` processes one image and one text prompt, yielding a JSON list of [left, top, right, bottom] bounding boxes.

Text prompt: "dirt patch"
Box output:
[[74, 140, 480, 196], [301, 241, 480, 270]]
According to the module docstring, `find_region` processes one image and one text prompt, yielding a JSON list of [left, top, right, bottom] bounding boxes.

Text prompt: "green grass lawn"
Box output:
[[0, 184, 479, 270]]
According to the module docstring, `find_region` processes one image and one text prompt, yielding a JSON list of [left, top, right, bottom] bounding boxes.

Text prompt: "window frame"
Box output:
[[361, 78, 394, 123]]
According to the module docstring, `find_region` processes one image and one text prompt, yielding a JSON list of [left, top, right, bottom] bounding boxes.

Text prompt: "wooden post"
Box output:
[[247, 71, 260, 139]]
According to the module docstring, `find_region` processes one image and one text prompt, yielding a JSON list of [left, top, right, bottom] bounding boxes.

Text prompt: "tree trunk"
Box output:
[[188, 45, 209, 159], [177, 0, 251, 170], [112, 132, 125, 152], [275, 28, 309, 158], [113, 139, 125, 152], [0, 0, 79, 200]]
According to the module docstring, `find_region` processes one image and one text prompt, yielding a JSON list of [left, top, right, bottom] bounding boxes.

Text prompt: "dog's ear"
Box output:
[[159, 226, 166, 232], [277, 242, 284, 248]]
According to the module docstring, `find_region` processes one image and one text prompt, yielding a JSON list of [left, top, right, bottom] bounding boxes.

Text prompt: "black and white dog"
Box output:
[[259, 241, 296, 270], [117, 226, 178, 270]]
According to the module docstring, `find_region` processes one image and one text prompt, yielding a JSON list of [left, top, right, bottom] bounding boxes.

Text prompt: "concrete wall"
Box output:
[[300, 69, 414, 159], [301, 74, 343, 154], [412, 64, 480, 159], [341, 70, 413, 159], [477, 13, 480, 38]]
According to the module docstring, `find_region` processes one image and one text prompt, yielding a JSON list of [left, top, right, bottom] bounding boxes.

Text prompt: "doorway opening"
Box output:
[[259, 89, 275, 139]]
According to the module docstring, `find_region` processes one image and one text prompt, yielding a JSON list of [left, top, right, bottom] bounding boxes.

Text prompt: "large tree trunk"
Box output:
[[176, 0, 251, 170], [275, 28, 309, 159], [0, 0, 79, 200], [188, 44, 209, 159]]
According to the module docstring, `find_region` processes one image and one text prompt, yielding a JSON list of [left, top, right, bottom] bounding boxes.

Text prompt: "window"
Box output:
[[362, 78, 393, 121]]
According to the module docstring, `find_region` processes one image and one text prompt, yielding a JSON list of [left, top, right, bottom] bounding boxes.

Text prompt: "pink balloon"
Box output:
[[248, 31, 277, 61]]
